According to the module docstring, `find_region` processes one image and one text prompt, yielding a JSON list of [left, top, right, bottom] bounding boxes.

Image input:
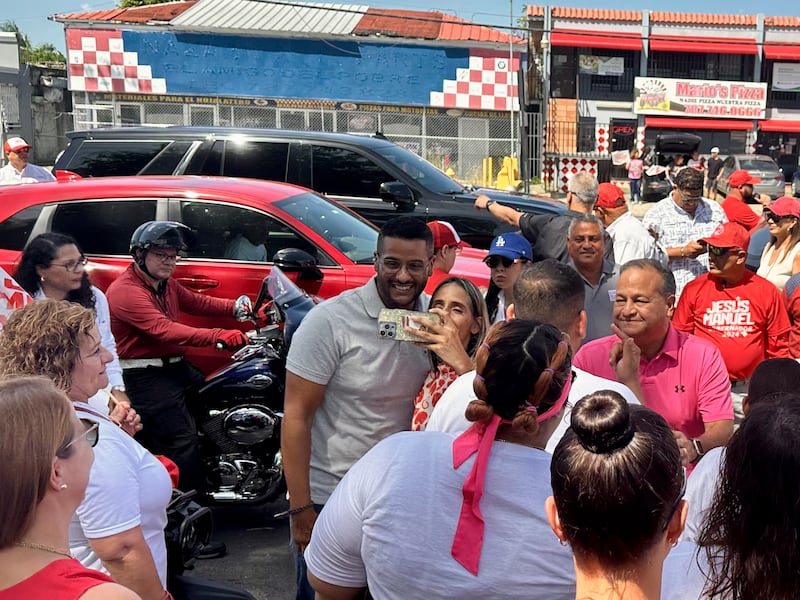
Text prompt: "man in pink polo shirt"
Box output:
[[573, 258, 733, 467]]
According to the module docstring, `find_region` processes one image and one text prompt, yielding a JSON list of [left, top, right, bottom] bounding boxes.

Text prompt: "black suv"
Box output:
[[54, 127, 564, 248]]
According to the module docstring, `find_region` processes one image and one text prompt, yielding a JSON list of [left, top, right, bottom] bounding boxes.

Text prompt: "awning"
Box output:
[[550, 29, 642, 52], [764, 44, 800, 61], [649, 35, 758, 55], [759, 119, 800, 133], [645, 117, 754, 131]]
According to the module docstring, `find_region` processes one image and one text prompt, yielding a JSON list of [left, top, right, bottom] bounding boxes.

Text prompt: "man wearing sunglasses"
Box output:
[[720, 170, 768, 231], [642, 167, 727, 299], [0, 137, 56, 185], [673, 223, 790, 423]]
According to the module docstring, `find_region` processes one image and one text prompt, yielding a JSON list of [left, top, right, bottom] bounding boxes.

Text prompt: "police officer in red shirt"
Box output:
[[107, 221, 251, 497]]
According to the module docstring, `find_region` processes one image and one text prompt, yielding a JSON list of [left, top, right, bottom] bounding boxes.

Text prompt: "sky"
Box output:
[[7, 0, 800, 53]]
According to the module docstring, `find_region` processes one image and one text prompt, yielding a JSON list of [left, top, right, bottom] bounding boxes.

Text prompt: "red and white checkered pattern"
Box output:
[[430, 51, 520, 111], [66, 29, 167, 94], [637, 126, 646, 153]]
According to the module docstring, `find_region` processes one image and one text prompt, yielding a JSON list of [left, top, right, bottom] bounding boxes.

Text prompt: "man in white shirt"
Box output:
[[427, 258, 639, 450], [0, 137, 56, 185], [593, 182, 666, 267]]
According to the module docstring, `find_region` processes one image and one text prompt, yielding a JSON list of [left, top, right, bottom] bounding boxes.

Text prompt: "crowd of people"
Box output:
[[3, 157, 800, 600]]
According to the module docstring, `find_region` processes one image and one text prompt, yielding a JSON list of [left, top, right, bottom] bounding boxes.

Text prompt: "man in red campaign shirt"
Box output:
[[720, 170, 769, 231], [673, 222, 790, 423], [424, 220, 470, 293]]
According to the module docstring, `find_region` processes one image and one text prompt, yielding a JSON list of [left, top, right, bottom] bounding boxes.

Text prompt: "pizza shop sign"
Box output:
[[634, 77, 767, 119]]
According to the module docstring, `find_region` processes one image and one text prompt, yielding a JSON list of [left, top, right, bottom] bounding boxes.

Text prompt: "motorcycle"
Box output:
[[191, 259, 318, 505]]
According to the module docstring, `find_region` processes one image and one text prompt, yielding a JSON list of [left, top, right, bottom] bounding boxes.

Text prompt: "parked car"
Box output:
[[717, 154, 785, 202], [0, 176, 489, 371], [776, 154, 799, 185], [53, 127, 566, 249], [641, 133, 702, 202]]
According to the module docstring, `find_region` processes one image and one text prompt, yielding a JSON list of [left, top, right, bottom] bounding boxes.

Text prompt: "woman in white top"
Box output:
[[757, 196, 800, 291], [548, 391, 687, 600], [14, 232, 136, 419], [0, 300, 172, 600]]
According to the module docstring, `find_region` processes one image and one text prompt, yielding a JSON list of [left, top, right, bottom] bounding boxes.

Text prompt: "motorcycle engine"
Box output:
[[203, 404, 278, 449]]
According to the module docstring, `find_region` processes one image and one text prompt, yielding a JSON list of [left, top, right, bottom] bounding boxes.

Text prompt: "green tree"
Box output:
[[1, 21, 65, 64], [119, 0, 173, 7]]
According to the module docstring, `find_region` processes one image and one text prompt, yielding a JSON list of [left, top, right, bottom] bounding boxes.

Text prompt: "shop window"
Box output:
[[578, 117, 596, 152]]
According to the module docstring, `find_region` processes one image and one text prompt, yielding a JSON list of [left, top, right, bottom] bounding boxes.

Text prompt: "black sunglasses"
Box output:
[[484, 256, 527, 269], [707, 245, 734, 257], [62, 418, 100, 454], [764, 210, 793, 223]]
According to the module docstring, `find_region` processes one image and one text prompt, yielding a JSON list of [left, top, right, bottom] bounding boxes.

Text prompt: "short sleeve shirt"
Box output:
[[673, 271, 790, 380], [721, 196, 760, 231], [641, 195, 727, 298], [573, 326, 733, 438]]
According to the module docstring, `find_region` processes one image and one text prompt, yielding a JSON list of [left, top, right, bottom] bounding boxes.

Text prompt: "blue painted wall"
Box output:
[[121, 31, 473, 104]]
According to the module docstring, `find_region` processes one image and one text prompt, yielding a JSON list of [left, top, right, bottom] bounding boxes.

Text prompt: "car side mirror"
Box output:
[[271, 248, 323, 282], [379, 181, 415, 208]]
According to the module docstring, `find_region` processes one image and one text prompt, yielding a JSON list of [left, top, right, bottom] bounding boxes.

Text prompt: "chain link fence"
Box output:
[[72, 93, 521, 187]]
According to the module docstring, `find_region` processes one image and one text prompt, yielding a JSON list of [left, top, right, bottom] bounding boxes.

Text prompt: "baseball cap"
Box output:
[[700, 222, 750, 252], [427, 220, 470, 249], [3, 137, 31, 154], [595, 182, 626, 209], [485, 233, 532, 261], [768, 196, 800, 219], [728, 169, 761, 188], [710, 147, 720, 154]]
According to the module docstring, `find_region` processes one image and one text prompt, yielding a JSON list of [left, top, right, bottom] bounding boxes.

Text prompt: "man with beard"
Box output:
[[282, 216, 433, 599], [720, 169, 769, 231], [566, 215, 617, 344]]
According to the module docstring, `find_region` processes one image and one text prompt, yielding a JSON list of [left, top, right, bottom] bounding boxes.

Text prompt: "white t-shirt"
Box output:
[[69, 402, 173, 587], [661, 541, 714, 600], [0, 162, 56, 185], [681, 446, 724, 542], [427, 367, 640, 453], [304, 431, 576, 599], [224, 234, 267, 262]]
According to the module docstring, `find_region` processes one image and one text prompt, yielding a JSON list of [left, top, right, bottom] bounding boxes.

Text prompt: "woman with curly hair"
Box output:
[[548, 392, 686, 600], [14, 233, 131, 414], [0, 300, 172, 600], [304, 319, 575, 599], [0, 376, 139, 599]]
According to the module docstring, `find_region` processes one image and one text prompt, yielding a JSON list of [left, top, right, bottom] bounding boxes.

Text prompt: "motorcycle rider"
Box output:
[[107, 221, 251, 536]]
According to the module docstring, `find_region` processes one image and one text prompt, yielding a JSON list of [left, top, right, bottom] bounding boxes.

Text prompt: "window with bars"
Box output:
[[550, 48, 638, 101], [647, 52, 754, 82], [764, 60, 800, 109]]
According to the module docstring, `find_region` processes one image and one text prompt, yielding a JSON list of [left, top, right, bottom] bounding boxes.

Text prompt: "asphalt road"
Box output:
[[189, 498, 295, 599]]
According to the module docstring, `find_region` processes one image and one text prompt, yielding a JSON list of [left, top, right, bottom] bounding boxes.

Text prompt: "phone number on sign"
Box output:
[[684, 105, 763, 117]]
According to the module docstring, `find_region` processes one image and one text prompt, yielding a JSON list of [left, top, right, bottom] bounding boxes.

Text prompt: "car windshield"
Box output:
[[739, 158, 780, 173], [274, 192, 377, 264], [373, 144, 465, 194]]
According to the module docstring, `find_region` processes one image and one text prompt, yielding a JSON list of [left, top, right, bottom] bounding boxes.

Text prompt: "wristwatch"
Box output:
[[691, 438, 705, 461], [485, 200, 496, 211]]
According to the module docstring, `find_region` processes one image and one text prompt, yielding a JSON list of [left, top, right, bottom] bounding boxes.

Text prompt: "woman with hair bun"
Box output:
[[548, 391, 686, 600], [304, 319, 576, 599]]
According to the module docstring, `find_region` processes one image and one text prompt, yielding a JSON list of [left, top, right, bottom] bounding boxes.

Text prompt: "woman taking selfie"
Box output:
[[0, 301, 172, 600], [408, 277, 489, 431], [0, 376, 139, 599], [548, 391, 686, 600], [305, 319, 575, 599]]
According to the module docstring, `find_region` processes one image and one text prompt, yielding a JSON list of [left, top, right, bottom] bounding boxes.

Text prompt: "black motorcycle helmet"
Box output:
[[130, 221, 196, 278]]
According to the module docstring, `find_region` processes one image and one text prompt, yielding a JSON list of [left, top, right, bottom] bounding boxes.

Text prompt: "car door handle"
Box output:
[[176, 276, 220, 291]]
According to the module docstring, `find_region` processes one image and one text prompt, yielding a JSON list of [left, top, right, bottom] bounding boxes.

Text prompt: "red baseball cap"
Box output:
[[427, 220, 470, 249], [700, 222, 750, 252], [728, 169, 760, 188], [3, 137, 31, 154], [595, 182, 626, 209], [768, 196, 800, 219]]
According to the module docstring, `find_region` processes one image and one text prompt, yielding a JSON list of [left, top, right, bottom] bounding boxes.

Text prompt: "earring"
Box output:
[[60, 484, 68, 490], [40, 276, 46, 283]]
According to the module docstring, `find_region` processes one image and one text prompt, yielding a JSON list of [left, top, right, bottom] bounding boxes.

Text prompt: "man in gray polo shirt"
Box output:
[[566, 214, 618, 344], [282, 216, 433, 599]]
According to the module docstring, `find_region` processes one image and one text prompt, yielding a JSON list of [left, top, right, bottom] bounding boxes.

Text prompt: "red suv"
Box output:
[[0, 177, 489, 370]]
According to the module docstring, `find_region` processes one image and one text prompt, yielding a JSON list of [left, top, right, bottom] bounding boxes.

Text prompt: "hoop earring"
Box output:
[[40, 276, 46, 283]]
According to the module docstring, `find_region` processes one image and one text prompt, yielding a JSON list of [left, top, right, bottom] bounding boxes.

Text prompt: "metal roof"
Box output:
[[171, 0, 368, 35]]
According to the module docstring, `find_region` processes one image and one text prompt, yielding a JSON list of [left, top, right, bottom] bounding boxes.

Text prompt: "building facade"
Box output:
[[56, 0, 525, 186], [527, 7, 800, 190]]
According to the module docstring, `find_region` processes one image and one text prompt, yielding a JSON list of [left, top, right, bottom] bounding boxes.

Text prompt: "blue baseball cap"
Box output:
[[486, 233, 532, 261]]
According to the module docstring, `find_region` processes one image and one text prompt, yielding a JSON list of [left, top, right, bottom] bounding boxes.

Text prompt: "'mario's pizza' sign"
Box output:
[[634, 77, 767, 119]]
